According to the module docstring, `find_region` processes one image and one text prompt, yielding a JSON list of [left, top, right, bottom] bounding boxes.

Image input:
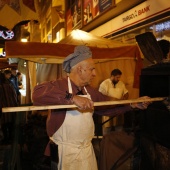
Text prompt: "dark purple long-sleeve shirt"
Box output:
[[32, 77, 132, 138]]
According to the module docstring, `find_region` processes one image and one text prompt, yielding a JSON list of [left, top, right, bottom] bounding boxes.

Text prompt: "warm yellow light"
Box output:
[[21, 38, 28, 42], [0, 48, 3, 55], [71, 30, 91, 40]]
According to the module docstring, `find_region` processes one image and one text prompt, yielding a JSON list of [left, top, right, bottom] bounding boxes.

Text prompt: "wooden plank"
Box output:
[[2, 97, 165, 113]]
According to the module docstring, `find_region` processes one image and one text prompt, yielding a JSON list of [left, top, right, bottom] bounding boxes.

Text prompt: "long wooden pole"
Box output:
[[2, 97, 165, 113]]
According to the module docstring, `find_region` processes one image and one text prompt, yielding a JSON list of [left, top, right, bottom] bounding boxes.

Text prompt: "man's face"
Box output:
[[79, 58, 96, 86], [111, 75, 121, 84]]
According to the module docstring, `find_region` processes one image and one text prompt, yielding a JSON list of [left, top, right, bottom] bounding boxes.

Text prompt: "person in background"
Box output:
[[99, 69, 129, 134], [17, 72, 23, 89], [0, 70, 18, 144], [10, 68, 20, 104], [99, 69, 129, 99], [158, 39, 170, 61], [0, 71, 3, 84], [32, 45, 151, 170]]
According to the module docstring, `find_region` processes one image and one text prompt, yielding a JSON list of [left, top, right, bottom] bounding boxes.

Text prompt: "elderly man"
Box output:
[[32, 45, 150, 170]]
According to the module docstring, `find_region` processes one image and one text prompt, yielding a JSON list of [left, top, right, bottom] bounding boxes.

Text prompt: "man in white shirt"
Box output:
[[99, 69, 129, 134], [99, 69, 129, 99]]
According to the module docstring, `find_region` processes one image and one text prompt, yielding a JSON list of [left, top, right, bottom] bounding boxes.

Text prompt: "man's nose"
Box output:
[[92, 70, 96, 76]]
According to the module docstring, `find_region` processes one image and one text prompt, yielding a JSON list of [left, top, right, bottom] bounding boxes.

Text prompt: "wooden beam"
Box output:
[[22, 57, 64, 64], [2, 97, 165, 113]]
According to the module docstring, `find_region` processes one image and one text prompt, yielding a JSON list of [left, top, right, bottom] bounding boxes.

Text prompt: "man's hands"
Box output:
[[130, 96, 152, 110], [72, 95, 152, 111], [72, 95, 94, 111]]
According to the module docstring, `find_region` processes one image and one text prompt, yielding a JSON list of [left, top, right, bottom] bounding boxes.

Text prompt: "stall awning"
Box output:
[[5, 40, 142, 88]]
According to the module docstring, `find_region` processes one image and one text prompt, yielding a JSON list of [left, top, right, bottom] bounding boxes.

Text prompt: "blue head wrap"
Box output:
[[63, 45, 92, 73]]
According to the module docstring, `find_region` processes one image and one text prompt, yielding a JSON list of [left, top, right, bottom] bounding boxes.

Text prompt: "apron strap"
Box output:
[[68, 77, 73, 94]]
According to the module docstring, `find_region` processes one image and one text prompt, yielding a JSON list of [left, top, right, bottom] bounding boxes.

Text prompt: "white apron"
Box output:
[[50, 77, 98, 170]]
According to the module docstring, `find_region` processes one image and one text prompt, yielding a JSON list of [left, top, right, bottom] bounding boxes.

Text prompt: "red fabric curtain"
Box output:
[[5, 41, 143, 88]]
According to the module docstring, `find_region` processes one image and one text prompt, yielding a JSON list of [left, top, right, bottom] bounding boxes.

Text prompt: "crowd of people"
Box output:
[[0, 68, 22, 144]]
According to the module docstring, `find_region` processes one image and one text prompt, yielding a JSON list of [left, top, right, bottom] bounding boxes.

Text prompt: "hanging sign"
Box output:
[[0, 30, 14, 40], [91, 0, 170, 37]]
